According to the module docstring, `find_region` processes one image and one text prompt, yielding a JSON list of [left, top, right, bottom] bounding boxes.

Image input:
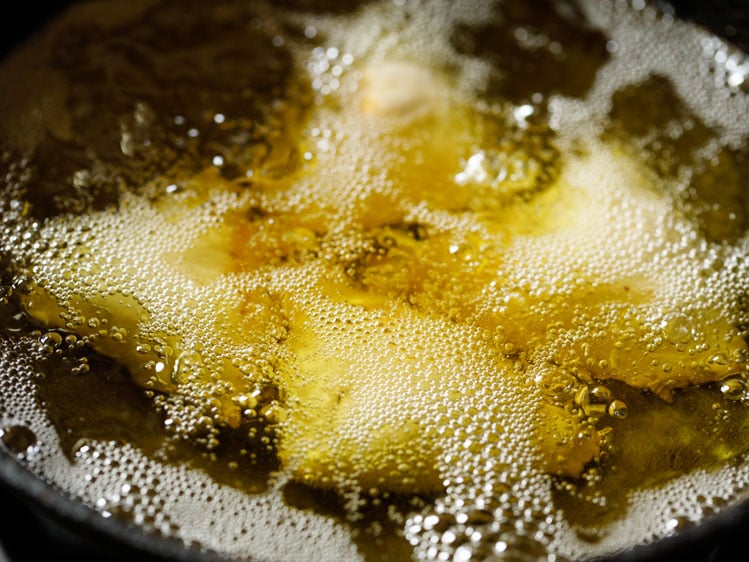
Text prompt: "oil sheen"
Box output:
[[1, 1, 749, 561]]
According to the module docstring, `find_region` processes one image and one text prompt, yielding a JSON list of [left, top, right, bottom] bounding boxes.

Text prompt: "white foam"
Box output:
[[2, 2, 749, 562]]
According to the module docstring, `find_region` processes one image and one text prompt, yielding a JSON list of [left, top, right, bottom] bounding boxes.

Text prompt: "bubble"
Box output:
[[662, 313, 694, 345], [719, 376, 745, 400], [0, 424, 38, 456], [608, 399, 629, 419]]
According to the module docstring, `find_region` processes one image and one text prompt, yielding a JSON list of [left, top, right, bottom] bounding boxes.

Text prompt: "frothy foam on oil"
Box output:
[[2, 1, 749, 561]]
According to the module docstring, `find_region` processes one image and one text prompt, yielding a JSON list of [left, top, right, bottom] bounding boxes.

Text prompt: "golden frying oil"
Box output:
[[2, 2, 749, 562]]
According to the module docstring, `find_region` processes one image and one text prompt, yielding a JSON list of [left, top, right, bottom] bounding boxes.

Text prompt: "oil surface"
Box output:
[[2, 1, 749, 562]]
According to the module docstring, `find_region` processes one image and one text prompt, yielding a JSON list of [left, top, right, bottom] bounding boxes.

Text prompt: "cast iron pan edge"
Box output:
[[0, 450, 229, 562]]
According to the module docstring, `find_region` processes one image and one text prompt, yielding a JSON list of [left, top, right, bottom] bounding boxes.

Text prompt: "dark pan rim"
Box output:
[[0, 446, 230, 562], [2, 443, 748, 562]]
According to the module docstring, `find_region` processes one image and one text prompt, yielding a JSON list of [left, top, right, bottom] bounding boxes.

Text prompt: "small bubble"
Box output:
[[608, 400, 629, 419], [662, 313, 693, 344], [666, 516, 692, 532], [589, 385, 612, 404], [1, 425, 38, 456], [719, 377, 744, 400]]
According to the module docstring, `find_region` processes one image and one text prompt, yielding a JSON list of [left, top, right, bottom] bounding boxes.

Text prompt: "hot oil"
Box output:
[[2, 1, 749, 562], [554, 380, 749, 534], [605, 73, 749, 245], [0, 297, 281, 492]]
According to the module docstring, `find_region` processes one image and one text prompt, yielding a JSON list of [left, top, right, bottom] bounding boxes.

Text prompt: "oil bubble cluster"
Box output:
[[2, 2, 749, 562]]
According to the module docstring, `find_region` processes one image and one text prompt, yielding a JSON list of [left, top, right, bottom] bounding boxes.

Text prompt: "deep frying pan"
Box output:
[[1, 1, 749, 561]]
